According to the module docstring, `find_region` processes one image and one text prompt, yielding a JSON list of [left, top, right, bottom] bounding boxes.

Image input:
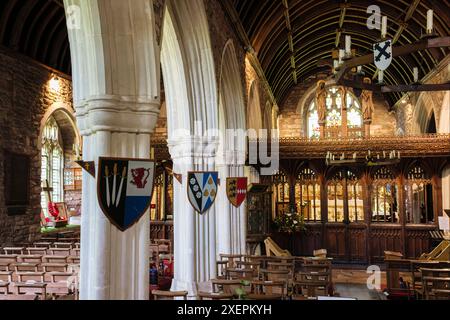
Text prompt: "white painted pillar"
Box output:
[[64, 0, 160, 300], [170, 136, 218, 297]]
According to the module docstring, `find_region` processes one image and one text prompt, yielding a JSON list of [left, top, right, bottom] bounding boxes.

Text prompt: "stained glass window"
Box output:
[[307, 86, 363, 139], [41, 117, 64, 217]]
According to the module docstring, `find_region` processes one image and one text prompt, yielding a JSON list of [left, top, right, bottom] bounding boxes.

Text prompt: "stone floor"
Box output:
[[332, 268, 388, 300]]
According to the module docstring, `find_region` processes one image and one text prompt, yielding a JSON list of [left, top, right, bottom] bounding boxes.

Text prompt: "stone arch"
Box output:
[[161, 0, 218, 138], [38, 102, 80, 151], [247, 80, 263, 131], [412, 93, 436, 134], [438, 91, 450, 134], [216, 39, 247, 256], [160, 0, 220, 294], [217, 39, 247, 155]]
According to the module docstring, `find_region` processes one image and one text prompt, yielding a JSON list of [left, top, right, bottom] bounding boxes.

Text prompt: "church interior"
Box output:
[[0, 0, 449, 301]]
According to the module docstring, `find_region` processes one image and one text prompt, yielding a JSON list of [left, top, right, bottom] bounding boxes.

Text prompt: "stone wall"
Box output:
[[0, 48, 73, 245], [278, 79, 397, 138], [396, 56, 450, 135]]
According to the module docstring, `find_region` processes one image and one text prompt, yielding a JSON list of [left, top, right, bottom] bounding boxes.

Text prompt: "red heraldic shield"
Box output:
[[226, 177, 248, 208]]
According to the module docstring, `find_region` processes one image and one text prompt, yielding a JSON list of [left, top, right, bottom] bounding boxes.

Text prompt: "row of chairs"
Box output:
[[411, 261, 450, 300], [0, 269, 79, 299], [0, 240, 81, 300]]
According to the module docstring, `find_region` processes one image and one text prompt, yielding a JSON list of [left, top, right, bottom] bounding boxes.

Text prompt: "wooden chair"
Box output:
[[0, 262, 10, 272], [152, 290, 188, 300], [216, 261, 229, 279], [198, 292, 234, 300], [211, 279, 248, 296], [18, 255, 43, 264], [15, 283, 47, 299], [43, 255, 68, 264], [33, 242, 51, 249], [260, 269, 291, 283], [0, 272, 12, 295], [0, 294, 38, 300], [25, 248, 47, 256], [251, 280, 286, 299], [421, 268, 450, 300], [0, 255, 18, 264], [220, 254, 243, 269], [3, 247, 24, 255], [10, 263, 40, 273], [41, 263, 68, 273], [0, 281, 10, 295], [226, 268, 257, 281], [51, 242, 73, 249], [267, 262, 294, 273], [294, 272, 330, 298], [48, 248, 71, 256], [46, 272, 76, 299]]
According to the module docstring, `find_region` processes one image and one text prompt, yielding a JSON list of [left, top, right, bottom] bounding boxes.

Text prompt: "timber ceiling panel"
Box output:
[[231, 0, 450, 106], [0, 0, 70, 74]]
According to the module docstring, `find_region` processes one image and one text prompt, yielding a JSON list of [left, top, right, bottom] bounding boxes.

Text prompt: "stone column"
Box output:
[[169, 136, 218, 297], [64, 0, 160, 300]]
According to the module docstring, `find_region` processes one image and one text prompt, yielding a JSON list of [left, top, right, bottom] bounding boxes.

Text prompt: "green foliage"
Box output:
[[273, 205, 307, 233]]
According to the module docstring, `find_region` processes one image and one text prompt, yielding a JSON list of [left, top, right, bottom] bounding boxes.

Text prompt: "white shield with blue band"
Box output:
[[98, 158, 155, 231], [187, 172, 219, 214]]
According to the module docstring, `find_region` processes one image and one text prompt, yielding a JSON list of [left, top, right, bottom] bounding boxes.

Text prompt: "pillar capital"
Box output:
[[168, 135, 220, 161], [75, 95, 160, 137]]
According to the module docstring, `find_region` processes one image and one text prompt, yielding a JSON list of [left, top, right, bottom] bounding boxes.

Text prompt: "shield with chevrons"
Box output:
[[187, 172, 219, 214], [98, 157, 155, 231], [226, 177, 248, 208]]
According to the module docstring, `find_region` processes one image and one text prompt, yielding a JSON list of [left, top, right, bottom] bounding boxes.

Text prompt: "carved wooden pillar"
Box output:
[[363, 171, 372, 264], [364, 120, 372, 138], [319, 121, 326, 139], [398, 171, 406, 257], [340, 87, 348, 138], [319, 173, 328, 250]]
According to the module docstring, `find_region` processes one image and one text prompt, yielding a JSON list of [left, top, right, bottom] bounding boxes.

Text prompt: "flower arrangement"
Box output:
[[273, 204, 307, 234]]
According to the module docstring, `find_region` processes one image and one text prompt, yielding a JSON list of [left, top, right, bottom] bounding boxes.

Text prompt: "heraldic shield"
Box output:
[[226, 177, 248, 208], [188, 172, 219, 214], [98, 158, 155, 231], [373, 39, 392, 71]]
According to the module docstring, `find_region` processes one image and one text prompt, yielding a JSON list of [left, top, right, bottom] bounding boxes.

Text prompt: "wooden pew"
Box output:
[[25, 248, 47, 256], [3, 248, 24, 255], [18, 255, 43, 264], [43, 255, 68, 264]]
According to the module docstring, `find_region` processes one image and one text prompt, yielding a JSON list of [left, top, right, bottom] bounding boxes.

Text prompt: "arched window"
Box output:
[[41, 117, 64, 216], [405, 165, 434, 224], [328, 171, 345, 223], [295, 168, 321, 222], [307, 86, 363, 139], [273, 172, 290, 216], [328, 170, 363, 223], [348, 172, 364, 223], [372, 168, 399, 223]]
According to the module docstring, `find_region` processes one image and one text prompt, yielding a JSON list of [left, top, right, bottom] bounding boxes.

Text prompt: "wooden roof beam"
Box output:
[[336, 36, 450, 84]]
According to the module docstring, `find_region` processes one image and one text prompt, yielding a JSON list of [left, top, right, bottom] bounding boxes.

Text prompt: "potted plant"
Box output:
[[273, 204, 307, 253]]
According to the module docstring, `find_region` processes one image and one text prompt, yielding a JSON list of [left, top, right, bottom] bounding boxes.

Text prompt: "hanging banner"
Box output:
[[226, 177, 248, 208], [97, 158, 155, 231], [75, 160, 96, 178], [373, 39, 392, 71], [187, 172, 218, 214]]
